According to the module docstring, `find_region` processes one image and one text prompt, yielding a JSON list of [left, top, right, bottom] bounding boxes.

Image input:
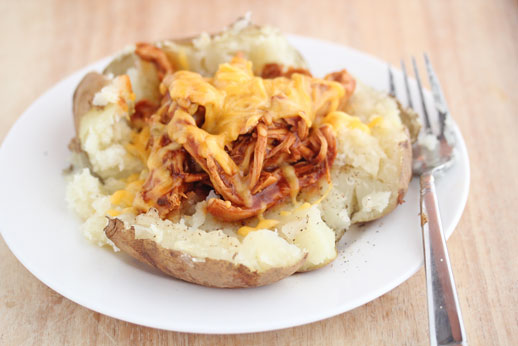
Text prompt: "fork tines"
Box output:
[[392, 54, 451, 140], [423, 54, 449, 139], [400, 60, 414, 110]]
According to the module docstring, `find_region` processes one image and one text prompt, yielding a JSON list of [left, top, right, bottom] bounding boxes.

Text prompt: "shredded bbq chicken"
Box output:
[[135, 43, 173, 80], [130, 49, 355, 222]]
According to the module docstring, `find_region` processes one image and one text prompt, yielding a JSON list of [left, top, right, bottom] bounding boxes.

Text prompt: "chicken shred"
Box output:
[[135, 43, 174, 80]]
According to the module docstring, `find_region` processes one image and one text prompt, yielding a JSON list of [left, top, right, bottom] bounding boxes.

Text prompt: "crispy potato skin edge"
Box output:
[[367, 131, 413, 222], [104, 218, 307, 288], [395, 103, 419, 207], [397, 132, 413, 204], [72, 72, 109, 136]]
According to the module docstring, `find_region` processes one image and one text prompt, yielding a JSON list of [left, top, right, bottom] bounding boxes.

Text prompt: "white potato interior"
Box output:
[[78, 76, 143, 180], [277, 205, 337, 271], [161, 15, 307, 77]]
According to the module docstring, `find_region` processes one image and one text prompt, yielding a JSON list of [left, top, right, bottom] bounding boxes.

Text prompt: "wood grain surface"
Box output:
[[1, 0, 517, 345]]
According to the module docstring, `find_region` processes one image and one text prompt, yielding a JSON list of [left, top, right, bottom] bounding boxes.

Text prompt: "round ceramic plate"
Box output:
[[0, 35, 469, 334]]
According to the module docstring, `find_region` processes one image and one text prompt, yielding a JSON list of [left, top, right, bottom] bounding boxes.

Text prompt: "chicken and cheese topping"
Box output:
[[102, 43, 357, 227]]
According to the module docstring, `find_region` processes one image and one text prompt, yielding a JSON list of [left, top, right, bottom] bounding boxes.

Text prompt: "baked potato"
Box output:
[[65, 16, 417, 287]]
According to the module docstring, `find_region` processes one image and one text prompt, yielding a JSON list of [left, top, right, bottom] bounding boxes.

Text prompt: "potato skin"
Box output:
[[395, 99, 421, 144], [394, 103, 419, 206], [388, 100, 418, 212], [397, 133, 413, 204], [72, 72, 109, 136], [104, 218, 307, 288]]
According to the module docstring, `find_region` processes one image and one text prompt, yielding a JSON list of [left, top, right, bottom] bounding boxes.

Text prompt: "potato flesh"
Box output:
[[278, 205, 337, 271], [160, 22, 307, 77], [79, 106, 142, 180], [118, 210, 305, 273], [65, 168, 115, 248], [77, 77, 144, 180]]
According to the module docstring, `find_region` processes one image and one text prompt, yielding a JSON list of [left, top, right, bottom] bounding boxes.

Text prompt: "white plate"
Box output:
[[0, 35, 469, 334]]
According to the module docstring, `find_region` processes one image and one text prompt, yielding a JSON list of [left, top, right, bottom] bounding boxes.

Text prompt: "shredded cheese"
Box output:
[[323, 111, 370, 133], [281, 164, 300, 204], [125, 126, 151, 163], [368, 115, 383, 128]]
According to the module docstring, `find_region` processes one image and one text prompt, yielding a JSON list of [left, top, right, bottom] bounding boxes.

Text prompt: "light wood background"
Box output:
[[1, 0, 517, 345]]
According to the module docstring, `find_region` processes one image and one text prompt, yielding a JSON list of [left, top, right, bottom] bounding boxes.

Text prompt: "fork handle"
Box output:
[[420, 171, 467, 346]]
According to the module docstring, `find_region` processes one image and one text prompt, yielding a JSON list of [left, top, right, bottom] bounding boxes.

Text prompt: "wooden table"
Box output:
[[1, 1, 517, 344]]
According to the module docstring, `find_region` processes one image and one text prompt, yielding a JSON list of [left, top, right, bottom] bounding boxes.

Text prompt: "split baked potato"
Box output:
[[66, 16, 418, 288]]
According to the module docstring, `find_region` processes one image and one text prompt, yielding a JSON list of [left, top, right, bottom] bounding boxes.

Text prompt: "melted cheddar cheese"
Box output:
[[125, 126, 151, 163], [238, 215, 281, 237], [162, 56, 345, 174], [108, 173, 145, 216]]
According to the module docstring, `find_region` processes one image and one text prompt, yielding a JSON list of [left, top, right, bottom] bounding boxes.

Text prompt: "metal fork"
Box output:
[[389, 55, 467, 346]]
